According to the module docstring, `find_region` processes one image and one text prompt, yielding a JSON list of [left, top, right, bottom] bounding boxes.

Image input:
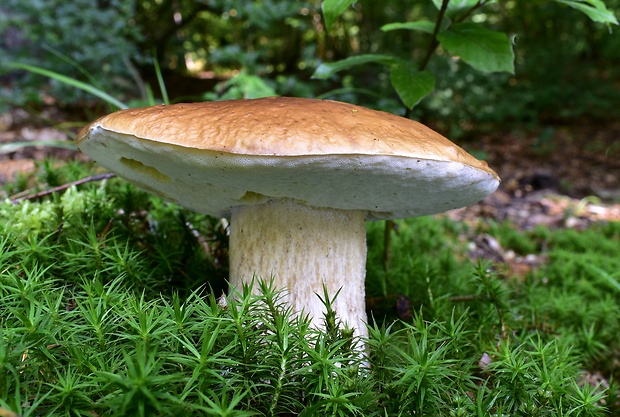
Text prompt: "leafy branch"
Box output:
[[318, 0, 617, 272], [317, 0, 616, 110]]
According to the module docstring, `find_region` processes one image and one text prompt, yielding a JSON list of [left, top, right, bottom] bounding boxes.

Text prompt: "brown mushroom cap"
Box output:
[[76, 97, 500, 220]]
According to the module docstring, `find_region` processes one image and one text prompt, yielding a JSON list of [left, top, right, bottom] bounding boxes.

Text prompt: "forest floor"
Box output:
[[1, 105, 619, 230], [451, 122, 620, 228]]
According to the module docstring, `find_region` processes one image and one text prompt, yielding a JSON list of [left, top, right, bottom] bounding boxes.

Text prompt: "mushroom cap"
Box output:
[[76, 97, 500, 220]]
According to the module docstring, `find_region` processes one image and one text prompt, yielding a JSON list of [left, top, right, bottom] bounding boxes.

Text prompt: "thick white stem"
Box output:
[[229, 198, 368, 338]]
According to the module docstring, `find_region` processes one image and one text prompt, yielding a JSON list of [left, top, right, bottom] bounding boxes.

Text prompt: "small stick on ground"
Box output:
[[10, 172, 115, 204]]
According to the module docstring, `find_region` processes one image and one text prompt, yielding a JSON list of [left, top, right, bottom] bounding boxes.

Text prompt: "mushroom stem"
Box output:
[[229, 198, 368, 338]]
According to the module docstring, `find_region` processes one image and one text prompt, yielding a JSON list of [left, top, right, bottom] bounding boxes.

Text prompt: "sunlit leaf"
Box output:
[[431, 0, 482, 18], [321, 0, 357, 31], [554, 0, 619, 25], [381, 20, 435, 34], [6, 62, 128, 110], [312, 54, 399, 79], [229, 73, 277, 99], [437, 23, 514, 73], [390, 63, 435, 109]]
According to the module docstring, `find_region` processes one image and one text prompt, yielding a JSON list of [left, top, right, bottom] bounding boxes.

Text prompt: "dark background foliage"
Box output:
[[1, 0, 619, 130]]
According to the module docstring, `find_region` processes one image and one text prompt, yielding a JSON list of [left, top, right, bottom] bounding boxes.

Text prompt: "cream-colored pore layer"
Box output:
[[229, 198, 368, 337]]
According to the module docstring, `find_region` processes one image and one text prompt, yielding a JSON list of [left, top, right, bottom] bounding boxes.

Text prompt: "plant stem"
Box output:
[[419, 0, 451, 72], [384, 1, 491, 273], [385, 0, 450, 273], [383, 220, 394, 273], [457, 1, 489, 24]]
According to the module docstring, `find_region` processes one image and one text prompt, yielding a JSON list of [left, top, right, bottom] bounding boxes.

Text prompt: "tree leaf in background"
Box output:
[[554, 0, 619, 25], [321, 0, 357, 31], [431, 0, 482, 18], [390, 63, 435, 109], [237, 74, 277, 99], [203, 72, 277, 101], [381, 20, 435, 34], [437, 23, 515, 73], [312, 54, 399, 80]]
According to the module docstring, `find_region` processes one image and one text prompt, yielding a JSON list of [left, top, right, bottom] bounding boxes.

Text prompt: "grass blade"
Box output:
[[7, 62, 128, 110], [585, 264, 620, 293]]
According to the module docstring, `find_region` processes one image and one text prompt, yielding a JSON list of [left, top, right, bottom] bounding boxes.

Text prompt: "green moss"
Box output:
[[0, 159, 616, 416]]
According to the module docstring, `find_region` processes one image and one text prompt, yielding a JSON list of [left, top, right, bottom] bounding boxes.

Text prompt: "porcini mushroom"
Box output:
[[75, 97, 500, 338]]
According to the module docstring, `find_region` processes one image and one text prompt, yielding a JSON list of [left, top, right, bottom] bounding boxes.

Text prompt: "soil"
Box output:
[[452, 123, 620, 227]]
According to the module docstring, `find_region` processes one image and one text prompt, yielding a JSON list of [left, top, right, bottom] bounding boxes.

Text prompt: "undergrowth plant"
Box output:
[[0, 160, 617, 416], [318, 0, 617, 116], [2, 2, 618, 414]]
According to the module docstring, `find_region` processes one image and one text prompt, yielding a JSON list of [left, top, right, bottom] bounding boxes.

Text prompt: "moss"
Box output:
[[0, 159, 615, 416]]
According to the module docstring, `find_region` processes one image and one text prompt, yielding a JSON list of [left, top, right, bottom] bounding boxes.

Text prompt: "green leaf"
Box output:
[[6, 62, 128, 109], [437, 23, 514, 73], [42, 44, 101, 89], [554, 0, 619, 25], [584, 264, 620, 293], [431, 0, 482, 18], [0, 141, 77, 154], [151, 49, 169, 105], [390, 63, 435, 109], [229, 73, 277, 99], [321, 0, 357, 31], [312, 54, 399, 80], [381, 20, 435, 34]]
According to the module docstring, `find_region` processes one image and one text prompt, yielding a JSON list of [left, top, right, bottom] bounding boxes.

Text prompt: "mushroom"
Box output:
[[75, 97, 500, 338]]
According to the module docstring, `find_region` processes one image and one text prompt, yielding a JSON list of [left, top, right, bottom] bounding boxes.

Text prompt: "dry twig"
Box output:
[[10, 172, 115, 204]]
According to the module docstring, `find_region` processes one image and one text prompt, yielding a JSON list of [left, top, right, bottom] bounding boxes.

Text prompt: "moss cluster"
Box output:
[[0, 160, 617, 416]]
